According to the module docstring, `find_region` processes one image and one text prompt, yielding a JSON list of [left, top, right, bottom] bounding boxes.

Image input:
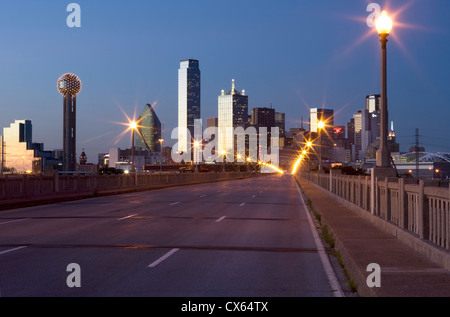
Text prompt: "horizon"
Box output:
[[0, 0, 449, 163]]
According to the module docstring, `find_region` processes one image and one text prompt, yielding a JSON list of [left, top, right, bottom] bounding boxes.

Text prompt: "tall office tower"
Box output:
[[353, 111, 363, 161], [57, 73, 82, 171], [251, 107, 275, 127], [136, 103, 162, 153], [0, 120, 41, 173], [366, 94, 381, 112], [275, 112, 286, 137], [178, 59, 201, 154], [218, 79, 248, 156], [309, 108, 334, 133], [206, 117, 218, 129], [252, 107, 276, 147]]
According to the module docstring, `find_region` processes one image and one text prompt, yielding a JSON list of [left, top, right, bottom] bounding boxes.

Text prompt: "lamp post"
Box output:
[[318, 121, 324, 172], [222, 150, 226, 173], [376, 10, 393, 169], [159, 138, 164, 173], [194, 141, 200, 173], [236, 154, 241, 173], [130, 121, 137, 173]]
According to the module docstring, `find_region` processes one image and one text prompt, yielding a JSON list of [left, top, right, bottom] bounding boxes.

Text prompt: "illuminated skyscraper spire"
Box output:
[[389, 121, 396, 138]]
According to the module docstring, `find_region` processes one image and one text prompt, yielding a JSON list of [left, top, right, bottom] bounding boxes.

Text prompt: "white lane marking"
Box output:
[[148, 248, 180, 268], [239, 203, 246, 207], [216, 216, 226, 223], [251, 195, 256, 198], [118, 214, 139, 221], [170, 202, 181, 206], [0, 218, 31, 225], [200, 195, 207, 198], [0, 246, 27, 256], [294, 181, 345, 297]]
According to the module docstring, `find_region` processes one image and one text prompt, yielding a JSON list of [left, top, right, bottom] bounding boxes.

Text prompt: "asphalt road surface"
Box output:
[[0, 174, 343, 297]]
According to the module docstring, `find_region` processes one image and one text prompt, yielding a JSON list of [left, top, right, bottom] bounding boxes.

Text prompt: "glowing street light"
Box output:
[[376, 11, 393, 36], [318, 121, 325, 172], [375, 10, 395, 173], [221, 150, 227, 173], [130, 121, 137, 174]]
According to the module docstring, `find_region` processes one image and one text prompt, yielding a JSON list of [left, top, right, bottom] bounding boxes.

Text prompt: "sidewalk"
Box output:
[[296, 176, 450, 297]]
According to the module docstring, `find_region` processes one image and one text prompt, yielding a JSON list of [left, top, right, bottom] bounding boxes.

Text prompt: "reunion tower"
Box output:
[[57, 73, 82, 172]]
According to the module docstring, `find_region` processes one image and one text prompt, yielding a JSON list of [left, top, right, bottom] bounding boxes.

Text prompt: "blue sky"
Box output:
[[0, 0, 449, 161]]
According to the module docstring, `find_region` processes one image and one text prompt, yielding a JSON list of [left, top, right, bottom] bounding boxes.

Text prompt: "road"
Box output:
[[0, 174, 343, 297]]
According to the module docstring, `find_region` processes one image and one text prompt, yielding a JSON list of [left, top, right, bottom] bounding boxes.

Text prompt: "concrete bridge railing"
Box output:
[[0, 172, 262, 202], [299, 171, 450, 252]]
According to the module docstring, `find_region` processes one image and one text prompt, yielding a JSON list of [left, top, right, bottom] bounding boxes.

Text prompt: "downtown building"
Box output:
[[0, 119, 61, 174], [309, 107, 335, 162], [218, 79, 248, 161], [178, 59, 201, 155], [136, 103, 162, 153]]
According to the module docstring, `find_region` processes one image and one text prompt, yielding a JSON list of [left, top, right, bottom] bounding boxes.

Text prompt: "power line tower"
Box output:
[[415, 128, 420, 179]]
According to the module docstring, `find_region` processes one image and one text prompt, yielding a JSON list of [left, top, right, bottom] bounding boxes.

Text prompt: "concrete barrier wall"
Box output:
[[0, 172, 262, 201], [299, 171, 450, 253]]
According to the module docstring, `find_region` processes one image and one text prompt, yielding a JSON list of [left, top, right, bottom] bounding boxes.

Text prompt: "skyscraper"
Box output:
[[178, 59, 200, 154], [366, 94, 381, 113], [309, 108, 334, 133], [218, 79, 248, 157], [252, 107, 276, 147], [275, 112, 286, 137], [136, 103, 162, 152], [0, 120, 42, 174], [57, 73, 82, 171]]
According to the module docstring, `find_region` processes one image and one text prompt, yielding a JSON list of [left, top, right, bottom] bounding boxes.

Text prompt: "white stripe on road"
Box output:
[[118, 214, 139, 221], [148, 248, 180, 268], [216, 216, 226, 223], [200, 195, 207, 198], [294, 181, 345, 297], [239, 203, 246, 207], [170, 202, 181, 206], [0, 218, 30, 225], [0, 246, 27, 256], [251, 195, 256, 198]]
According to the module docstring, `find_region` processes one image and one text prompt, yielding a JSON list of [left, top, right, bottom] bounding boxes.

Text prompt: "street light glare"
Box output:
[[130, 121, 137, 130], [376, 10, 393, 35], [318, 121, 325, 129]]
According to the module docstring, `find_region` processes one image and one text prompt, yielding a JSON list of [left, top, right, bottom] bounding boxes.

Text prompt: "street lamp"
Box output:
[[221, 150, 227, 173], [130, 121, 137, 174], [194, 141, 200, 173], [130, 121, 138, 185], [375, 10, 394, 170], [237, 154, 242, 173], [318, 121, 324, 172], [159, 138, 164, 173]]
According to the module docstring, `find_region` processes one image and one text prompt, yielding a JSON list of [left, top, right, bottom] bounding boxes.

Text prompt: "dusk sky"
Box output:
[[0, 0, 449, 162]]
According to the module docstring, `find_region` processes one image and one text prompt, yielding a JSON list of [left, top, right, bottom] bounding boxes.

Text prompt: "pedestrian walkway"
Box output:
[[296, 176, 450, 297]]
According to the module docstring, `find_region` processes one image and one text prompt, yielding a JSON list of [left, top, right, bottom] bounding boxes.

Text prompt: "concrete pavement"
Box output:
[[296, 176, 450, 297], [0, 175, 340, 297]]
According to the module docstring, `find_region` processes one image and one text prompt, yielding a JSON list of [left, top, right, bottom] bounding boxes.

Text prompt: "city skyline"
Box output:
[[0, 1, 449, 161]]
